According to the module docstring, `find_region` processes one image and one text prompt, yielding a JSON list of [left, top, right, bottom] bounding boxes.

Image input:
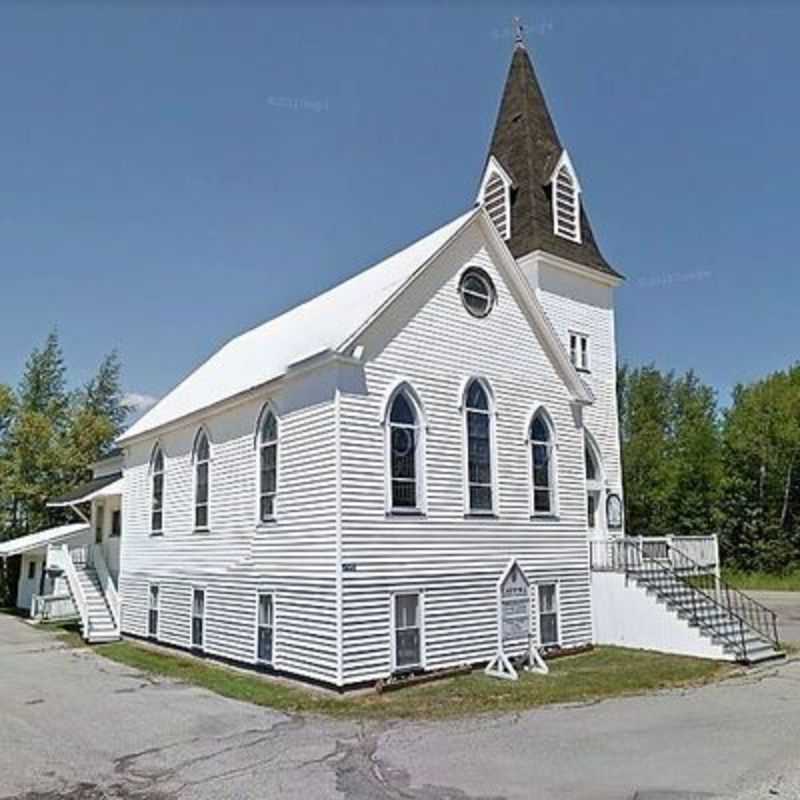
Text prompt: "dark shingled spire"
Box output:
[[483, 43, 621, 278]]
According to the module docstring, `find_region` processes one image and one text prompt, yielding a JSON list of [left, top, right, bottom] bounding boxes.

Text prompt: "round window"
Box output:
[[459, 268, 495, 318]]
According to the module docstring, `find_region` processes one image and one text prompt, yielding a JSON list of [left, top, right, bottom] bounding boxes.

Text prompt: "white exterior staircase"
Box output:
[[628, 562, 782, 663], [71, 564, 119, 643], [591, 537, 783, 664], [51, 543, 121, 644]]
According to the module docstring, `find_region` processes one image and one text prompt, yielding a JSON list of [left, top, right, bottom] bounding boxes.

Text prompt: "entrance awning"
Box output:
[[47, 473, 123, 508], [0, 523, 91, 559]]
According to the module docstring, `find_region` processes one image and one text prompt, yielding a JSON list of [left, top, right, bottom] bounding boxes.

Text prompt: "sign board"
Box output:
[[606, 493, 623, 530], [500, 562, 530, 645], [485, 559, 547, 680]]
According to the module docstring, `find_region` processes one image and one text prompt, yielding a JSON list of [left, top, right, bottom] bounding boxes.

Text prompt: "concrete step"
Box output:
[[87, 632, 120, 644], [90, 625, 116, 634]]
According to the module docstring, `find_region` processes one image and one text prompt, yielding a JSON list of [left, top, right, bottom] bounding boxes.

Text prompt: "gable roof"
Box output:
[[119, 209, 479, 443], [47, 473, 123, 507], [119, 207, 592, 445], [482, 43, 621, 278], [0, 523, 89, 559]]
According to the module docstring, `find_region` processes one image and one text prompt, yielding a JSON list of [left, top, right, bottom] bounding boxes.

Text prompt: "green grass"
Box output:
[[87, 640, 730, 720], [722, 569, 800, 592], [41, 619, 86, 649]]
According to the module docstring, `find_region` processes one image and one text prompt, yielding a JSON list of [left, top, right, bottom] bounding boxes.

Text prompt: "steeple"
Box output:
[[479, 41, 620, 277]]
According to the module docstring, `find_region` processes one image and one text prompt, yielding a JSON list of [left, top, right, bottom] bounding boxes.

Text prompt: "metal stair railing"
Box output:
[[618, 538, 780, 661], [665, 543, 780, 651]]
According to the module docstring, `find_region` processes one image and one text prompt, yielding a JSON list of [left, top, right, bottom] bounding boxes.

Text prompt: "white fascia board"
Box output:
[[90, 453, 124, 477], [0, 523, 90, 558], [47, 478, 124, 508], [548, 149, 582, 194], [338, 207, 482, 354], [340, 206, 592, 407], [116, 350, 359, 448], [476, 210, 593, 406], [476, 155, 515, 203], [525, 250, 624, 288]]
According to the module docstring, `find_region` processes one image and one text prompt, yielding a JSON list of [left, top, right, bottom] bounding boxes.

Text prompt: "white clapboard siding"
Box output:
[[337, 225, 593, 683], [520, 255, 623, 496], [119, 390, 340, 684], [118, 220, 611, 687]]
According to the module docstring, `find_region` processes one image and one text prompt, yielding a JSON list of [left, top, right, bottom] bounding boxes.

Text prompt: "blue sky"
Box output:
[[1, 3, 798, 414]]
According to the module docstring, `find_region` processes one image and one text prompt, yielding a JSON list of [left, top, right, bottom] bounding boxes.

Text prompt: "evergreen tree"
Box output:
[[0, 335, 130, 539], [0, 385, 13, 439], [0, 385, 15, 538], [83, 350, 129, 439], [17, 331, 68, 424]]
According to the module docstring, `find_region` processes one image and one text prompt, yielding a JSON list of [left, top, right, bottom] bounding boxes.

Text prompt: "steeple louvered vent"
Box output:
[[484, 173, 510, 239], [476, 156, 512, 241], [553, 164, 581, 243]]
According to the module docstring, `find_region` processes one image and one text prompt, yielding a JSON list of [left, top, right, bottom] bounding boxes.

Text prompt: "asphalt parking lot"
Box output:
[[752, 590, 800, 646], [1, 610, 799, 800]]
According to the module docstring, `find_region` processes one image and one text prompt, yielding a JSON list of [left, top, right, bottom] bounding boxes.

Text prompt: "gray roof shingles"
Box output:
[[48, 472, 122, 505], [484, 45, 622, 279]]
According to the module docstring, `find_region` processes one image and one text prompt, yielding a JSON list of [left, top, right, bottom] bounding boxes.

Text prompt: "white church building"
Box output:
[[1, 39, 782, 685]]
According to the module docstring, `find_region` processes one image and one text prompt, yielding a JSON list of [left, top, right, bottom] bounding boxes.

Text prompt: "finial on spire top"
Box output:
[[513, 16, 526, 49]]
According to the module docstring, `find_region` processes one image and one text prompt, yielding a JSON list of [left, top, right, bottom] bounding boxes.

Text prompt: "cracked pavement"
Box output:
[[1, 614, 800, 800]]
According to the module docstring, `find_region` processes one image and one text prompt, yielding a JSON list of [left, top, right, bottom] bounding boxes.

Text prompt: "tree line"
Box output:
[[1, 331, 797, 596], [619, 363, 800, 573], [0, 332, 129, 542]]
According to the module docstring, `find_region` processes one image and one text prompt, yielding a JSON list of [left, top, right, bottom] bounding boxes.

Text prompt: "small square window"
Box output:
[[569, 333, 590, 372], [27, 560, 37, 580]]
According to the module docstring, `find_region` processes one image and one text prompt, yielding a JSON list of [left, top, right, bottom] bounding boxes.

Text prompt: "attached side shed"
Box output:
[[0, 523, 91, 613]]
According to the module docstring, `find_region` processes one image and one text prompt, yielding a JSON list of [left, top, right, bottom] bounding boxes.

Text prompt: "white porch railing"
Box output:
[[590, 535, 719, 575], [31, 594, 76, 621], [54, 544, 89, 636]]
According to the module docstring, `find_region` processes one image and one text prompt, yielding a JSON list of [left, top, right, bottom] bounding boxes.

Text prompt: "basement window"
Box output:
[[393, 592, 423, 672], [191, 588, 205, 651], [538, 583, 560, 647], [148, 585, 159, 639], [256, 593, 274, 665]]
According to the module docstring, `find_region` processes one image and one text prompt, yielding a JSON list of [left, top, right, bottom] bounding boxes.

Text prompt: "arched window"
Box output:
[[585, 433, 604, 534], [258, 408, 278, 522], [388, 390, 421, 511], [465, 379, 493, 513], [193, 430, 210, 530], [151, 446, 165, 534], [585, 443, 598, 482], [530, 412, 556, 515]]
